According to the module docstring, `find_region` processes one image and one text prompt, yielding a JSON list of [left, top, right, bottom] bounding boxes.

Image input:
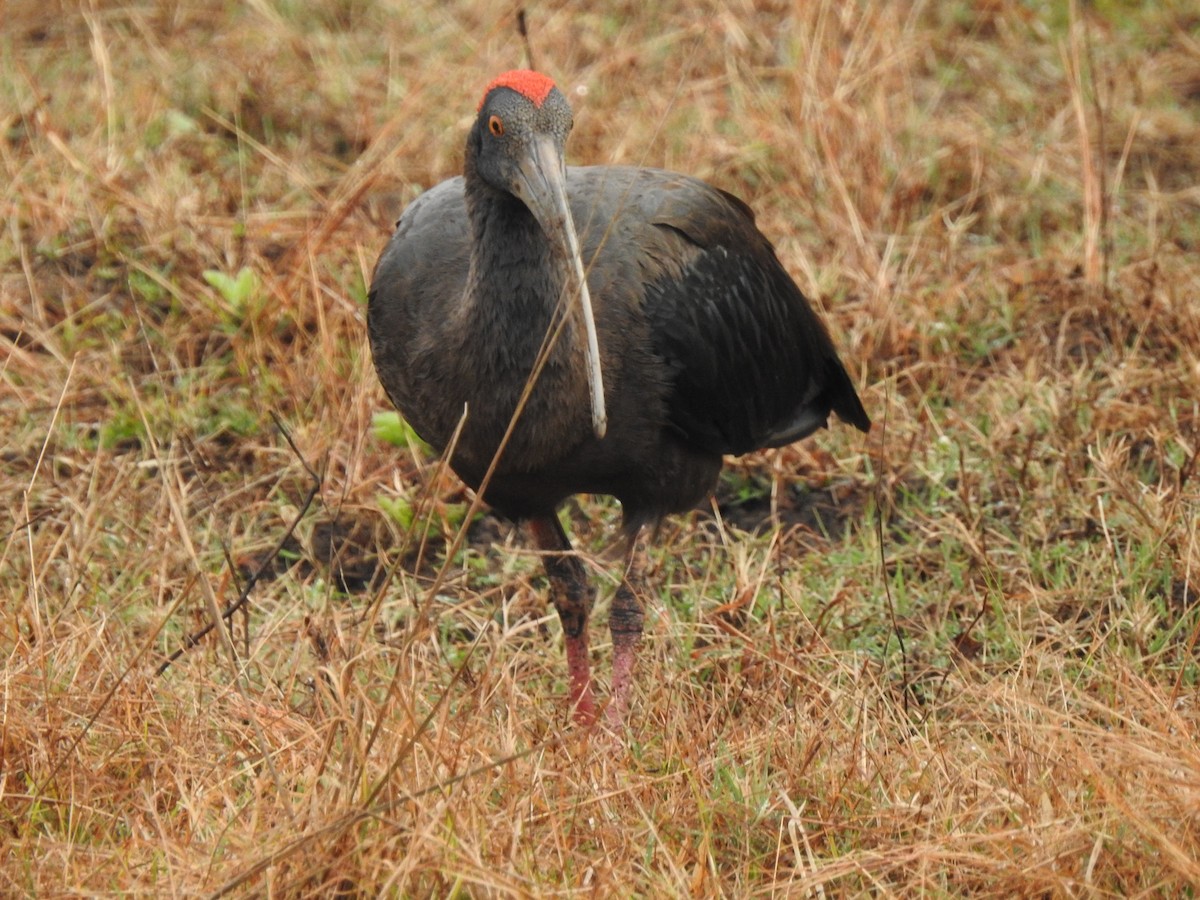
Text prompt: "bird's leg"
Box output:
[[606, 526, 646, 728], [528, 515, 596, 726]]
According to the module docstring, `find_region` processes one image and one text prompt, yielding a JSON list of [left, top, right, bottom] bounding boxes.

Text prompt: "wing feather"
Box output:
[[636, 177, 870, 455]]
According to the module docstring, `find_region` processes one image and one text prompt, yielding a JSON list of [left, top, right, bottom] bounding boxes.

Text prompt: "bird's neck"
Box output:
[[462, 172, 573, 341], [454, 168, 593, 464]]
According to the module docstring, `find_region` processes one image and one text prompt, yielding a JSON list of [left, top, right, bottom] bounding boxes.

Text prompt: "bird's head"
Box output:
[[468, 71, 607, 439], [470, 70, 575, 237]]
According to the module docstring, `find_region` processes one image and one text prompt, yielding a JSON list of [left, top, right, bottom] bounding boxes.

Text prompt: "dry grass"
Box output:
[[4, 0, 1200, 895]]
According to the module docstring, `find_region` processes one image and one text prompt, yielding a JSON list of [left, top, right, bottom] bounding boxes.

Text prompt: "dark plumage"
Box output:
[[368, 70, 869, 727]]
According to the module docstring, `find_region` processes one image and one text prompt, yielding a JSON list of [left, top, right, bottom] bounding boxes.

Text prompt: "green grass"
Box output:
[[3, 0, 1200, 895]]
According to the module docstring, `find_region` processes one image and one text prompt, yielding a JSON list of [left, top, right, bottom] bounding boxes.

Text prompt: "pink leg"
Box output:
[[529, 516, 596, 726], [564, 632, 594, 725], [605, 529, 646, 728]]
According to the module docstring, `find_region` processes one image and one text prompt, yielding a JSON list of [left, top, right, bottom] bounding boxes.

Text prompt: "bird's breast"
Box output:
[[414, 291, 600, 482]]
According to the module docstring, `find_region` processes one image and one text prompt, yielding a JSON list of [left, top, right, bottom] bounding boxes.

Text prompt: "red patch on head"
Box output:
[[479, 70, 557, 110]]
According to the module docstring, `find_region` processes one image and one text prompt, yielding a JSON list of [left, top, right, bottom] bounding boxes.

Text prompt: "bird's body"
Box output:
[[369, 71, 869, 726], [370, 166, 867, 527]]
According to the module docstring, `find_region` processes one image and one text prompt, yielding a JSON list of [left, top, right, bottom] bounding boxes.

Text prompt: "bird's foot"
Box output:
[[572, 693, 597, 728]]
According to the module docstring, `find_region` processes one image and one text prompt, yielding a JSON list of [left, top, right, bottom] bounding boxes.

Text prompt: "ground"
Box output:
[[3, 0, 1200, 895]]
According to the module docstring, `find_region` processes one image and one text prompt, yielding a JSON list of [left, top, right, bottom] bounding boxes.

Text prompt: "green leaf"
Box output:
[[203, 266, 259, 310], [373, 411, 430, 453], [378, 495, 415, 530]]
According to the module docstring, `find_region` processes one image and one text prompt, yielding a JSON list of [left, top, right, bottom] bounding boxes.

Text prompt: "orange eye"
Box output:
[[488, 115, 505, 137]]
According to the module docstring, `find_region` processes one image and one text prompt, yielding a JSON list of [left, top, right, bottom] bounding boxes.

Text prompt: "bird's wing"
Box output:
[[366, 178, 471, 444], [368, 177, 470, 361], [628, 170, 870, 456]]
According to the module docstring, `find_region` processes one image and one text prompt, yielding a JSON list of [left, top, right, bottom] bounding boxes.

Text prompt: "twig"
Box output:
[[517, 8, 537, 72], [155, 413, 321, 676], [872, 376, 910, 718]]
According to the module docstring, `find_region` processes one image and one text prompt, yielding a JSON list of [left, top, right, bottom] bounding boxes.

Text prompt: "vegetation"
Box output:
[[3, 0, 1199, 894]]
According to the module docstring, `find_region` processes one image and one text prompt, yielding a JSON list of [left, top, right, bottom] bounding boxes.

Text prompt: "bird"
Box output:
[[368, 70, 870, 728]]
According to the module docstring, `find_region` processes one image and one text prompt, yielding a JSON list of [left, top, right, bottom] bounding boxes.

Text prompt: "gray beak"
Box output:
[[512, 135, 607, 440]]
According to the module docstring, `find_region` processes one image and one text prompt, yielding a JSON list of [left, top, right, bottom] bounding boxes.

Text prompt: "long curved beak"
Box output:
[[512, 135, 607, 440]]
